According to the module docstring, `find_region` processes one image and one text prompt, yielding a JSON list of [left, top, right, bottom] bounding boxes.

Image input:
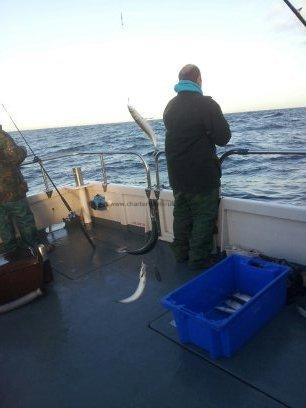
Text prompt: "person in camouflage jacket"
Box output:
[[0, 125, 39, 253]]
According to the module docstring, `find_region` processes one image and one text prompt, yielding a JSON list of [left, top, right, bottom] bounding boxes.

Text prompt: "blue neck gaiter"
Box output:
[[174, 80, 203, 95]]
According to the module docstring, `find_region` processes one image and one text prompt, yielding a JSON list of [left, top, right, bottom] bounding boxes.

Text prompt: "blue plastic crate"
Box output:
[[161, 255, 290, 358]]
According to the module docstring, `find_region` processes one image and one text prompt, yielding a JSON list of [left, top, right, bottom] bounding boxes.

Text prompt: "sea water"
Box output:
[[15, 107, 306, 206]]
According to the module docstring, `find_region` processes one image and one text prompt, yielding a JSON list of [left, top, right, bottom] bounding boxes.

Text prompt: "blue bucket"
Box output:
[[161, 255, 290, 358]]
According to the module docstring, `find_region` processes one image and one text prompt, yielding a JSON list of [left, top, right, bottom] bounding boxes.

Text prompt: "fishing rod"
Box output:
[[282, 0, 306, 27], [2, 105, 37, 156], [1, 104, 95, 250]]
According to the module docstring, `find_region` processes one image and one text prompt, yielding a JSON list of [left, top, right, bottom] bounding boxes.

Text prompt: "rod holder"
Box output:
[[73, 167, 84, 187], [72, 167, 91, 224], [100, 154, 108, 192]]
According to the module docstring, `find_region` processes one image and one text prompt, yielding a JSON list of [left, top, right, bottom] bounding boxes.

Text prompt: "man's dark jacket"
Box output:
[[163, 92, 231, 194]]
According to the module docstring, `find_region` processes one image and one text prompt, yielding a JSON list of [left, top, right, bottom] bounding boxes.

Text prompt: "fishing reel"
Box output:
[[63, 211, 83, 230], [63, 212, 85, 236], [63, 211, 95, 249]]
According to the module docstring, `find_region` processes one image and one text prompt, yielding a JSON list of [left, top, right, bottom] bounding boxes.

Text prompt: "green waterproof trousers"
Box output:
[[171, 188, 219, 268], [0, 198, 39, 252]]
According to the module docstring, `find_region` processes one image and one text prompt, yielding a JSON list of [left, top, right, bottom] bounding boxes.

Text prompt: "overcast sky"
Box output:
[[0, 0, 305, 130]]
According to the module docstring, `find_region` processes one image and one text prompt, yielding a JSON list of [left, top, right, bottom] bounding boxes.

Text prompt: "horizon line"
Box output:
[[8, 105, 306, 133]]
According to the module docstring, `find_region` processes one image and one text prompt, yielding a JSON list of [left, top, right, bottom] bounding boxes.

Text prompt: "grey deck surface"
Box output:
[[0, 221, 305, 408]]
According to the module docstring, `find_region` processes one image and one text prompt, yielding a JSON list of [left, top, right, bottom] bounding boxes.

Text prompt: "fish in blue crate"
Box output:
[[214, 292, 252, 315]]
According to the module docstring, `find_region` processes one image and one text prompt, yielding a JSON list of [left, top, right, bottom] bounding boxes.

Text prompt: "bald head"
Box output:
[[178, 64, 202, 85]]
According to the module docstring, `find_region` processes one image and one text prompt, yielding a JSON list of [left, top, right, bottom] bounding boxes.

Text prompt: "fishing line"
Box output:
[[119, 8, 132, 105], [116, 9, 160, 256], [1, 104, 95, 250]]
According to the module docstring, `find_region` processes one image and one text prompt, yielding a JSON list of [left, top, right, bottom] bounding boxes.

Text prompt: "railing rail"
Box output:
[[21, 151, 152, 194], [219, 149, 306, 164], [153, 149, 306, 190]]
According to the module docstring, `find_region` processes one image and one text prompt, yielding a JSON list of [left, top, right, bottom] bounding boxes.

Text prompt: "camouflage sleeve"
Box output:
[[0, 131, 27, 165]]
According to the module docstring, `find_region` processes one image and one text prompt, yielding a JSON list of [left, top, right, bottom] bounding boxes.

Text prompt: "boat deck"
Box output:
[[1, 221, 306, 408]]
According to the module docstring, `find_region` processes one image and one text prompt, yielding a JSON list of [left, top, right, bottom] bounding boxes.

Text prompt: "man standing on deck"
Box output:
[[0, 124, 39, 254], [163, 64, 231, 269]]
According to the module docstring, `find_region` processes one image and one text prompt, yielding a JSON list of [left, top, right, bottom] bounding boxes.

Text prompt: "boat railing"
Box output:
[[21, 151, 152, 194], [21, 148, 306, 197]]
